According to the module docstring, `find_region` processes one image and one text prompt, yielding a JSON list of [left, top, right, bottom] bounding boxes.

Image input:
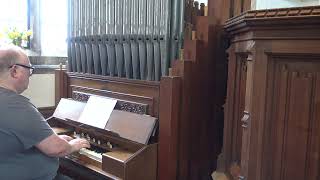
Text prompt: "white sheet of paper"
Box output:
[[52, 98, 86, 121], [78, 96, 117, 129]]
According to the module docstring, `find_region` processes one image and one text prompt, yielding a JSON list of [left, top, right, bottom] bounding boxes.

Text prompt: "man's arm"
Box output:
[[35, 134, 90, 157]]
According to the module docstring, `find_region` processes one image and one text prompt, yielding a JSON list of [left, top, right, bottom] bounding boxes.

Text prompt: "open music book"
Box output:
[[53, 96, 117, 129], [52, 97, 157, 144]]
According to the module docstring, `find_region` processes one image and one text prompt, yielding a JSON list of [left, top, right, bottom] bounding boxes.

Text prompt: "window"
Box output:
[[0, 0, 68, 57], [0, 0, 29, 31], [40, 0, 68, 56], [0, 0, 29, 46]]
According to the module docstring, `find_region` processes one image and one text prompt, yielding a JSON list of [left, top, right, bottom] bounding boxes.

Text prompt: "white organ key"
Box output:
[[79, 148, 102, 162]]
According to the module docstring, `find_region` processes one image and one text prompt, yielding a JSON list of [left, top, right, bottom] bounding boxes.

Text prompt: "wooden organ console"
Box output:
[[52, 71, 162, 180]]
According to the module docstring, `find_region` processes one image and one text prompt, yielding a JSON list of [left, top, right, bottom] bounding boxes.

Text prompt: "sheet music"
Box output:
[[78, 96, 117, 129], [52, 98, 86, 121]]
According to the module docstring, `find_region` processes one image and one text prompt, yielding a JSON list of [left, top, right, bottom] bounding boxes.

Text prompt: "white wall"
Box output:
[[254, 0, 319, 10], [22, 74, 55, 108]]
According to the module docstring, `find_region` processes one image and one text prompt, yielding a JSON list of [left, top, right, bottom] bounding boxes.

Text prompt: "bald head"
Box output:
[[0, 45, 31, 93], [0, 45, 28, 75]]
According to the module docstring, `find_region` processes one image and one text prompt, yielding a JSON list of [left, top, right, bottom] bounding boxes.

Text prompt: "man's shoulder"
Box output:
[[1, 94, 30, 107], [0, 94, 36, 118]]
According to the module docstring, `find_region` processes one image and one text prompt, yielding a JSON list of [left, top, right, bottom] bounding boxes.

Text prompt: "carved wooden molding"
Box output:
[[225, 6, 320, 33], [72, 91, 148, 114], [115, 101, 148, 115], [72, 91, 90, 102], [246, 6, 320, 19]]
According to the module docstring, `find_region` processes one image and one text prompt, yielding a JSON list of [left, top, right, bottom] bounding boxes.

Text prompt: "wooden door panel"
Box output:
[[270, 60, 320, 180]]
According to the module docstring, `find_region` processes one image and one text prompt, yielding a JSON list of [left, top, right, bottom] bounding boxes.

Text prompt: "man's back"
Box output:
[[0, 86, 59, 180]]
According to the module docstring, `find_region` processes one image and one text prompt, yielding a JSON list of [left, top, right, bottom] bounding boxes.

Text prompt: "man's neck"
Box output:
[[0, 82, 17, 93]]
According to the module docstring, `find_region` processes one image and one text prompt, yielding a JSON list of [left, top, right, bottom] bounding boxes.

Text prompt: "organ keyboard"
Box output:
[[48, 97, 158, 180]]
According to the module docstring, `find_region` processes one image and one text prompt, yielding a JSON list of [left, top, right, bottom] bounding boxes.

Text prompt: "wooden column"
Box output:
[[54, 69, 68, 105], [158, 76, 181, 180]]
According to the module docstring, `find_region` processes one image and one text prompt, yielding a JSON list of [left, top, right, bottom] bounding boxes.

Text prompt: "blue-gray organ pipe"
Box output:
[[110, 0, 115, 34], [75, 40, 82, 72], [146, 0, 154, 35], [92, 0, 95, 34], [67, 43, 72, 72], [81, 0, 85, 36], [123, 37, 132, 78], [92, 37, 101, 75], [106, 37, 116, 76], [146, 37, 154, 81], [78, 0, 81, 36], [100, 0, 106, 34], [131, 35, 140, 79], [138, 0, 146, 35], [160, 0, 170, 76], [153, 0, 160, 35], [85, 39, 94, 74], [131, 0, 139, 34], [80, 40, 87, 73], [170, 0, 179, 62], [159, 0, 169, 36], [77, 0, 81, 36], [80, 0, 83, 36], [67, 0, 72, 73], [90, 0, 93, 35], [160, 37, 169, 76], [69, 0, 73, 37], [88, 0, 92, 35], [106, 0, 115, 34], [115, 37, 124, 77], [122, 0, 131, 35], [114, 0, 123, 34], [77, 0, 82, 37], [73, 0, 77, 37], [68, 0, 72, 38], [153, 37, 161, 81], [92, 0, 96, 35], [99, 40, 108, 76], [105, 0, 109, 34], [73, 0, 76, 37], [87, 0, 92, 35], [178, 0, 184, 49], [71, 40, 77, 72], [82, 0, 85, 35], [138, 37, 147, 80], [96, 0, 101, 35]]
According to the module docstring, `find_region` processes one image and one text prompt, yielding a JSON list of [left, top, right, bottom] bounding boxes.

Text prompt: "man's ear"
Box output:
[[9, 66, 18, 78]]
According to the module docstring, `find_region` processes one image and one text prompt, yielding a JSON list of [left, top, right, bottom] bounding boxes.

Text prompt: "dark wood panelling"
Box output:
[[269, 60, 320, 180], [225, 6, 320, 180]]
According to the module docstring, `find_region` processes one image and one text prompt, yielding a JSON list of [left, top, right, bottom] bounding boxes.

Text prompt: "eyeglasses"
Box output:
[[9, 64, 35, 76]]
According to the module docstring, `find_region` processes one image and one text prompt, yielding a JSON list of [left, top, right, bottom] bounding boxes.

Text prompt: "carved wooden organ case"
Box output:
[[224, 6, 320, 180]]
